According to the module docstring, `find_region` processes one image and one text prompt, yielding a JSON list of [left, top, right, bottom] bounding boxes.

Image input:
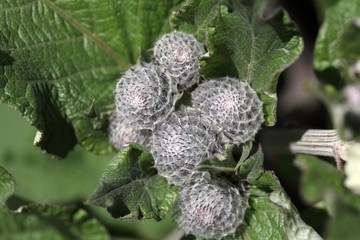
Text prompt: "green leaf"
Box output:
[[170, 0, 222, 41], [0, 166, 15, 208], [0, 0, 183, 157], [295, 155, 360, 240], [327, 202, 360, 240], [238, 171, 322, 240], [236, 146, 264, 183], [0, 205, 109, 240], [336, 18, 360, 81], [197, 0, 303, 126], [89, 146, 178, 220], [295, 155, 360, 213], [337, 19, 360, 63], [314, 0, 360, 85]]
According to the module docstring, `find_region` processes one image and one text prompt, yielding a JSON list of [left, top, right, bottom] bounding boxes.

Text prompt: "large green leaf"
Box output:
[[0, 166, 15, 208], [172, 0, 303, 126], [89, 146, 178, 220], [314, 0, 360, 85], [0, 0, 183, 157], [0, 205, 109, 240], [238, 171, 322, 240]]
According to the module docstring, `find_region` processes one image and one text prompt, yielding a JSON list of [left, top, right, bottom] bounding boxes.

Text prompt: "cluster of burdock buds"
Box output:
[[109, 31, 263, 239]]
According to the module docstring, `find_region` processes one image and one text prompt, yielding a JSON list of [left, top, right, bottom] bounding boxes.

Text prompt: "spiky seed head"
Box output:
[[108, 114, 152, 151], [191, 77, 264, 145], [174, 180, 249, 239], [115, 63, 178, 130], [151, 107, 220, 186], [154, 31, 205, 89]]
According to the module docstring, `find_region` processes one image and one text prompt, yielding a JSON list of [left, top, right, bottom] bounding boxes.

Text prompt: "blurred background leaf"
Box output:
[[296, 155, 360, 239], [314, 0, 360, 87]]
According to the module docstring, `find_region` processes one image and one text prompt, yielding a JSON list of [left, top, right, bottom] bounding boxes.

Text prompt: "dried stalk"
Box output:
[[289, 129, 352, 170]]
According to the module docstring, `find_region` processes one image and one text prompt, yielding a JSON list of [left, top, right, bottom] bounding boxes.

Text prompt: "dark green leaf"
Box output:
[[0, 166, 15, 208], [236, 147, 264, 183], [0, 205, 109, 240], [0, 0, 183, 157], [199, 0, 303, 126], [89, 147, 178, 220], [314, 0, 360, 85]]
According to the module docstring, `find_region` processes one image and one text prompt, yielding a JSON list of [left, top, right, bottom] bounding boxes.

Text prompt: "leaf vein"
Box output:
[[39, 0, 128, 69]]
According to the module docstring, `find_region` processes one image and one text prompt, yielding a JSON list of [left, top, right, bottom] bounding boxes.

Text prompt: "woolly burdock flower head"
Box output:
[[108, 114, 152, 151], [174, 180, 249, 239], [154, 31, 205, 89], [115, 63, 178, 130], [191, 77, 264, 144], [151, 107, 220, 186]]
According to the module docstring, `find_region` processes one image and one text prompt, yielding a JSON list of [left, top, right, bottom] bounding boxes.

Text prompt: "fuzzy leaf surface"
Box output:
[[0, 0, 183, 157], [89, 147, 178, 220], [171, 0, 222, 41], [237, 171, 322, 240], [0, 205, 109, 240], [173, 0, 303, 126]]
